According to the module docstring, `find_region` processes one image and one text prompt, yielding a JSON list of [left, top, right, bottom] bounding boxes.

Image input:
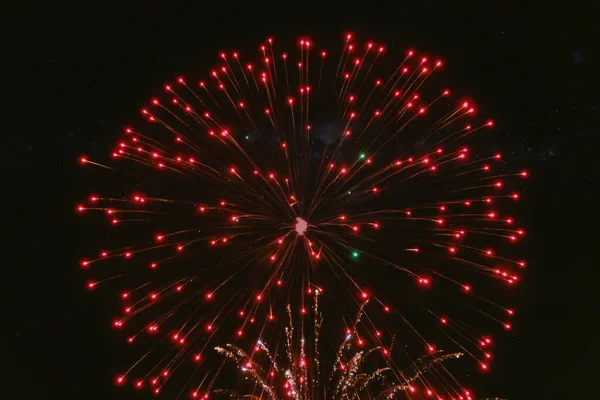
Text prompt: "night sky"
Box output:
[[11, 3, 598, 399]]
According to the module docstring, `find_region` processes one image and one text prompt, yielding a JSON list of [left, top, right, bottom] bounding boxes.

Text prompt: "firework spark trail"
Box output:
[[77, 33, 527, 398]]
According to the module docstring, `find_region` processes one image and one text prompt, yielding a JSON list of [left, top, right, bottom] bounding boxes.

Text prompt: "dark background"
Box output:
[[11, 2, 598, 399]]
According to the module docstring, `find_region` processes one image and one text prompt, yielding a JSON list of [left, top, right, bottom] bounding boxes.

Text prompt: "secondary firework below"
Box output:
[[77, 32, 528, 399]]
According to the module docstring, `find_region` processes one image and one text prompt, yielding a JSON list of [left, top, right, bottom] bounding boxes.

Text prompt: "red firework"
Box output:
[[77, 33, 527, 398]]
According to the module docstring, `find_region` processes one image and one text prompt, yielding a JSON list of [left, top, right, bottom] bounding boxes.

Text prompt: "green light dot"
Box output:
[[245, 136, 249, 140], [359, 153, 366, 159], [352, 251, 359, 258]]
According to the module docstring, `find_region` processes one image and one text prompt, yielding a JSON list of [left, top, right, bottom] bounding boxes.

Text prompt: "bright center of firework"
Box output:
[[295, 217, 308, 236]]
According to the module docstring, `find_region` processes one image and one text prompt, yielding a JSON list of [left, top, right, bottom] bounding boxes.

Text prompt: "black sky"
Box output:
[[11, 2, 599, 399]]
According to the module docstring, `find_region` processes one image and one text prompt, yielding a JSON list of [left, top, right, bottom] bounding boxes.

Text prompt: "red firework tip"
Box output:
[[521, 170, 529, 177], [487, 120, 494, 126], [79, 156, 88, 164], [116, 375, 125, 385]]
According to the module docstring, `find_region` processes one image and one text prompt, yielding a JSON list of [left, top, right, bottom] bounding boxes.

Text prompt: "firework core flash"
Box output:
[[295, 217, 308, 236]]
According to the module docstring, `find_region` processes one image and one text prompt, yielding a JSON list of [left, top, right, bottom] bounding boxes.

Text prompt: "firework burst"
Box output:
[[77, 33, 527, 398]]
